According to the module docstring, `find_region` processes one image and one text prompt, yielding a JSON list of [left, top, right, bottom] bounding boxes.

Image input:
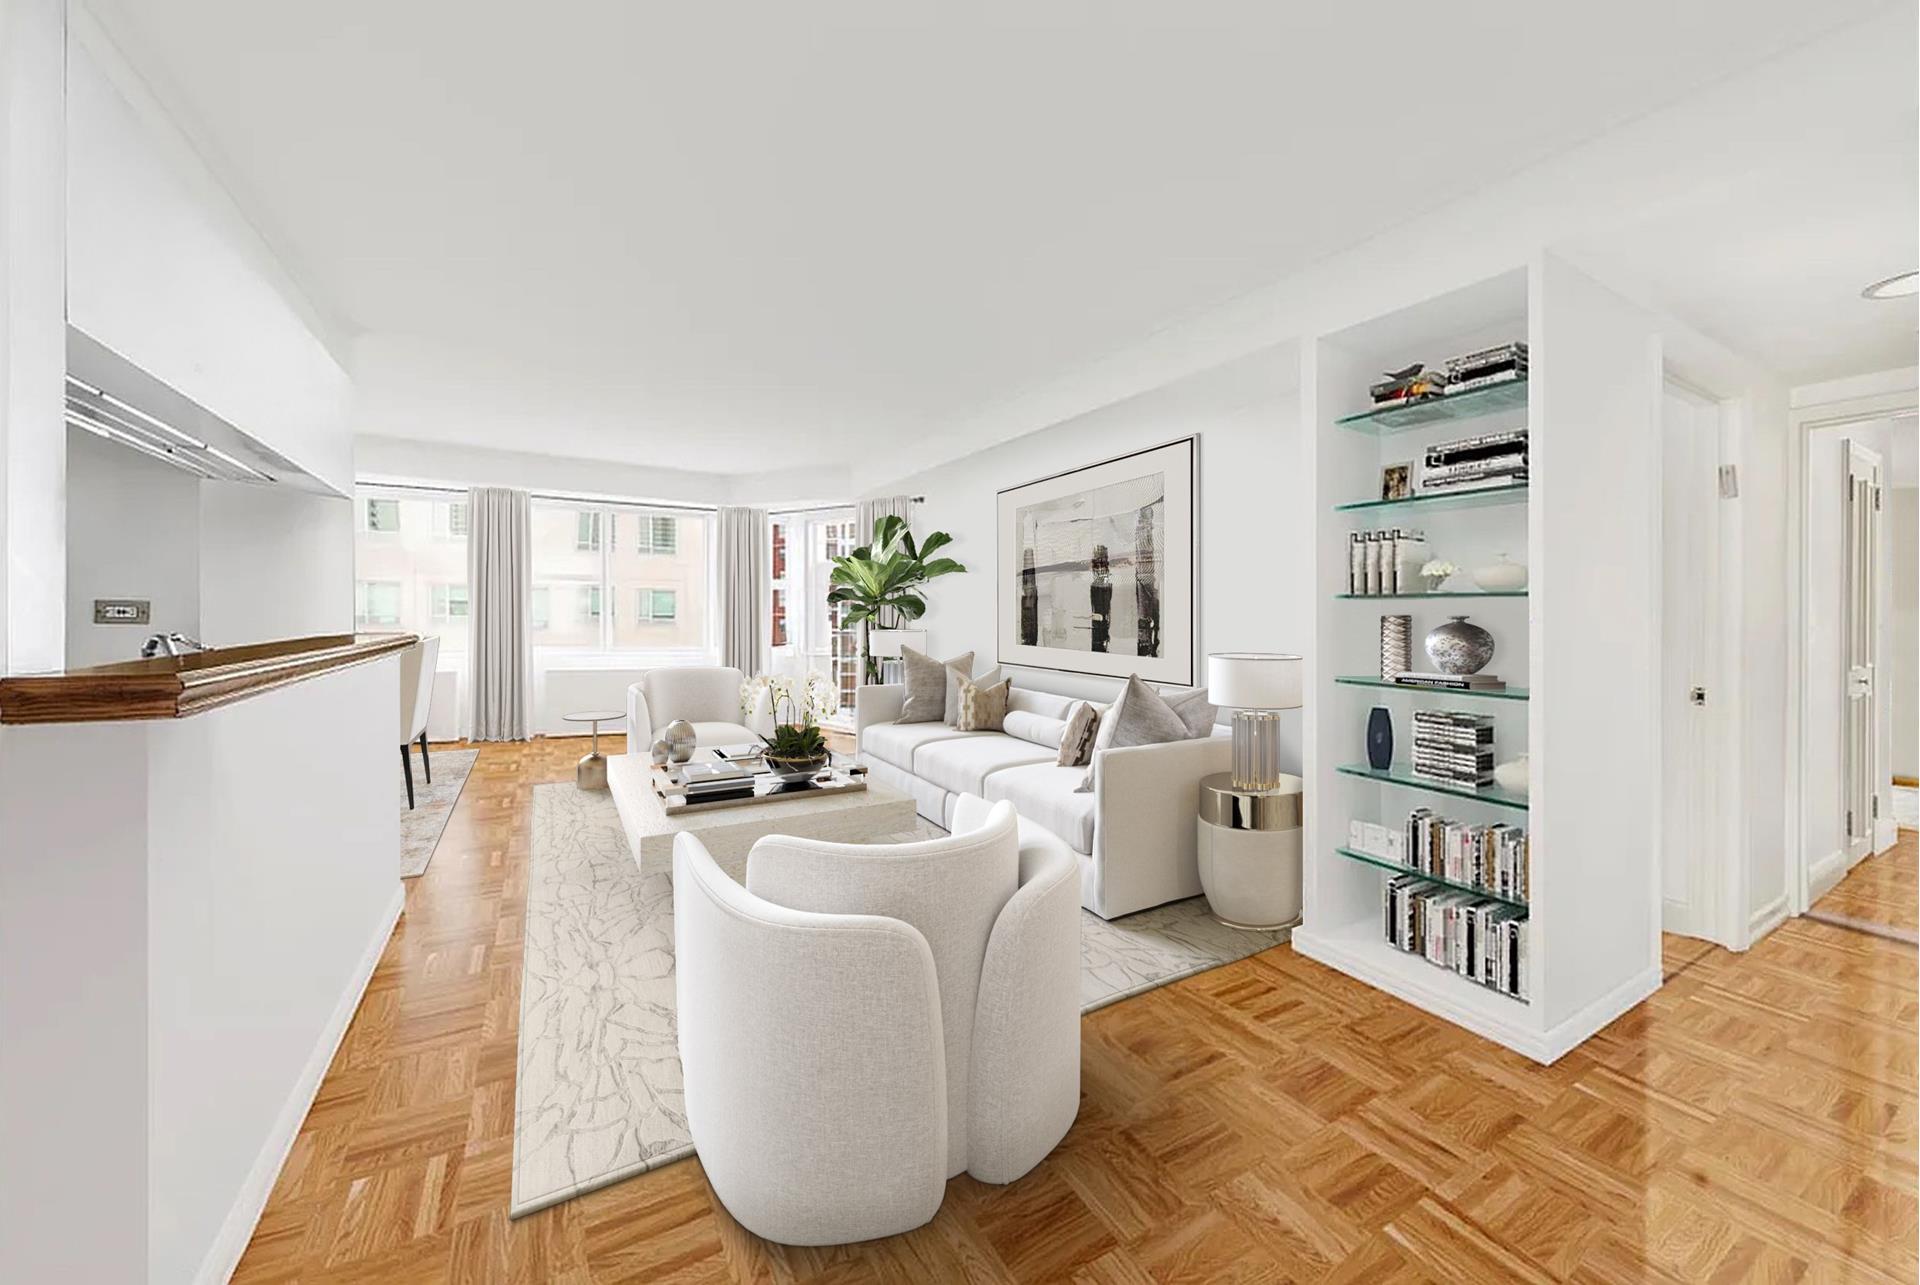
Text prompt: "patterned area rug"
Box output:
[[400, 747, 478, 878], [511, 783, 1290, 1217]]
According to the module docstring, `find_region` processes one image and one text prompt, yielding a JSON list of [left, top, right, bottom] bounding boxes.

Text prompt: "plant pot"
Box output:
[[763, 752, 831, 783]]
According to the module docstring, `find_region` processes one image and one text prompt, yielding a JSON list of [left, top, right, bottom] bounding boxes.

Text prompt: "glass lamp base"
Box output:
[[1230, 710, 1285, 791]]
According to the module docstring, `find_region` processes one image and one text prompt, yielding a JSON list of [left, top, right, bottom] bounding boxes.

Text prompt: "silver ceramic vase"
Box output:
[[662, 718, 698, 763], [1424, 615, 1494, 675]]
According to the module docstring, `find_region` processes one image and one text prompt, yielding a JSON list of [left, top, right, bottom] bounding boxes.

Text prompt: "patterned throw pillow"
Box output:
[[899, 646, 972, 723], [1056, 701, 1101, 767], [956, 676, 1013, 732], [945, 660, 1002, 727]]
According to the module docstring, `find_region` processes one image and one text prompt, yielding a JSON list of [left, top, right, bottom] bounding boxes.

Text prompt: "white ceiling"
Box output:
[[87, 1, 1912, 474]]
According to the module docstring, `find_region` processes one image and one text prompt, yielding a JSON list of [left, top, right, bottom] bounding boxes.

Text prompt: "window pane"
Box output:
[[352, 489, 468, 653], [365, 498, 400, 532]]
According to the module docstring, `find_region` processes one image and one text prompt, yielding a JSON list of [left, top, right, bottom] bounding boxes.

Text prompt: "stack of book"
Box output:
[[1443, 341, 1527, 394], [1392, 672, 1507, 692], [1368, 363, 1448, 407], [1383, 875, 1529, 999], [1411, 710, 1494, 786], [675, 760, 757, 804], [1405, 807, 1530, 902], [1421, 427, 1529, 495]]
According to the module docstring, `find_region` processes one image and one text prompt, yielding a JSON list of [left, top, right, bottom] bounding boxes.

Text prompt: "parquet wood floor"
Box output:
[[233, 737, 1920, 1284], [1812, 829, 1919, 936]]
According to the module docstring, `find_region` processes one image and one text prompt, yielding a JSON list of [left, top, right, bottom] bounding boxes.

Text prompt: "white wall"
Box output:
[[198, 482, 354, 645], [873, 344, 1304, 757], [64, 429, 202, 667], [1891, 484, 1917, 781], [1, 0, 67, 676], [65, 18, 354, 494]]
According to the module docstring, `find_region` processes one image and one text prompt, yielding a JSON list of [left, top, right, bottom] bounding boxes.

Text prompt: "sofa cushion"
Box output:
[[984, 763, 1097, 856], [914, 735, 1053, 797], [956, 676, 1012, 732], [1055, 702, 1099, 766], [1077, 675, 1193, 792], [1163, 687, 1219, 738], [1007, 688, 1080, 720], [900, 647, 970, 723], [945, 661, 1002, 727], [860, 720, 978, 772], [690, 721, 759, 748], [1001, 708, 1068, 750]]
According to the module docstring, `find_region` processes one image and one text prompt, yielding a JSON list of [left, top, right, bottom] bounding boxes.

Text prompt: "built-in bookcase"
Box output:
[[1294, 257, 1664, 1064]]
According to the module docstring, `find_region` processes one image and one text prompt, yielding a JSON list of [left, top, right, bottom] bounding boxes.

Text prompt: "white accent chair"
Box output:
[[673, 796, 1081, 1244], [398, 634, 440, 808], [624, 664, 765, 755]]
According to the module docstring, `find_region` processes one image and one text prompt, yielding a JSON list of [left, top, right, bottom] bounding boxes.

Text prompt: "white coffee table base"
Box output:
[[607, 754, 918, 883]]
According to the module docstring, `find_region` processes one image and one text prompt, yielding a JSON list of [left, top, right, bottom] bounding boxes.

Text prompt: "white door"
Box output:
[[1843, 441, 1883, 863], [1660, 385, 1722, 939]]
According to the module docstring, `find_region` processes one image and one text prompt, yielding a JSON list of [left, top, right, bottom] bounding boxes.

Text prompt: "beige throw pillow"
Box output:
[[1056, 701, 1100, 767], [899, 646, 970, 723], [956, 676, 1012, 732], [945, 660, 1002, 727], [1075, 675, 1194, 792], [1163, 686, 1219, 738]]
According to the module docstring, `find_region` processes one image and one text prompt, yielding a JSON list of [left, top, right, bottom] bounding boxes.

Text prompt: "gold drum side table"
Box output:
[[1196, 772, 1303, 930]]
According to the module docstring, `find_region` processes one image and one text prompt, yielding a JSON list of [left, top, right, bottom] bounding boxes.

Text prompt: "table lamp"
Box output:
[[866, 628, 928, 684], [1207, 652, 1303, 791]]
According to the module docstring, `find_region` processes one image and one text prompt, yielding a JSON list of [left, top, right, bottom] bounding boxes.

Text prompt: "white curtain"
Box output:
[[468, 486, 532, 741], [856, 494, 914, 548], [717, 506, 771, 677]]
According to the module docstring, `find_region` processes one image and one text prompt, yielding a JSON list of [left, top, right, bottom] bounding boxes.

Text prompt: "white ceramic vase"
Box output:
[[1473, 555, 1528, 592]]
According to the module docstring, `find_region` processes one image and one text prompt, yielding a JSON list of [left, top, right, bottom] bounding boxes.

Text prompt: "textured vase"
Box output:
[[1366, 706, 1394, 770], [1424, 615, 1495, 675], [662, 718, 698, 763]]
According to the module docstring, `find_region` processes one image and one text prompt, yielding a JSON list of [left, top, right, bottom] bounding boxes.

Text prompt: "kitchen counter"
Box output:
[[0, 632, 417, 724]]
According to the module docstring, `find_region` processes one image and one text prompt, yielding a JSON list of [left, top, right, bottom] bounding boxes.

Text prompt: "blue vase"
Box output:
[[1366, 707, 1393, 770]]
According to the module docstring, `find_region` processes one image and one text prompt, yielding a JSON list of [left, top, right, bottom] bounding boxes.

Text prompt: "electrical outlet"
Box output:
[[93, 598, 151, 625]]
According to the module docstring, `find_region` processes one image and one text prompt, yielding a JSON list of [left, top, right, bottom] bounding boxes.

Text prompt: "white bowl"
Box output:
[[1474, 559, 1528, 592]]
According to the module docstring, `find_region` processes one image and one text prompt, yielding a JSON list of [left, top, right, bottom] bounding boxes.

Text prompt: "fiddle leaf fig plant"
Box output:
[[828, 514, 967, 683]]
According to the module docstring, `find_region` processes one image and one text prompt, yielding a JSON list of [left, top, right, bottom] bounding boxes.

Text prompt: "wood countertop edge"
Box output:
[[0, 633, 419, 725]]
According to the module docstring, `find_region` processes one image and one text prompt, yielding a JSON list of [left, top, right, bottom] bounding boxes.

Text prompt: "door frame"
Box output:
[[1659, 379, 1729, 944], [1842, 439, 1884, 870], [1786, 389, 1920, 916]]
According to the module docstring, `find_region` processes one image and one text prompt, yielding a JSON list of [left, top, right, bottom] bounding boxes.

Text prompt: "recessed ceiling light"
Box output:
[[1861, 271, 1918, 299]]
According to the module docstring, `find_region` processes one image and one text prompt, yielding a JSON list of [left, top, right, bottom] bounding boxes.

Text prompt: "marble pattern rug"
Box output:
[[400, 747, 478, 878], [511, 783, 1291, 1216]]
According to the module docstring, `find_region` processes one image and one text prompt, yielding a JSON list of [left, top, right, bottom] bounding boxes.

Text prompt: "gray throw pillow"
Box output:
[[1075, 675, 1192, 792], [945, 660, 1002, 727], [899, 646, 971, 723], [1164, 686, 1219, 738], [1056, 701, 1100, 767]]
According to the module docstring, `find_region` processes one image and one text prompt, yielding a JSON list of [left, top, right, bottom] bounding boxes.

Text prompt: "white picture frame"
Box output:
[[995, 437, 1196, 685]]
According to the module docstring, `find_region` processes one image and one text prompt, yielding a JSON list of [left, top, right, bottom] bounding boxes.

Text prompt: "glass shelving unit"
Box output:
[[1334, 676, 1529, 701], [1333, 590, 1526, 601], [1335, 761, 1530, 812], [1334, 846, 1528, 910], [1334, 484, 1527, 515], [1335, 378, 1528, 434]]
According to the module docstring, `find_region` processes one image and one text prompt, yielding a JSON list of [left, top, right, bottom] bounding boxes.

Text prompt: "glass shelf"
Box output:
[[1335, 378, 1529, 434], [1333, 590, 1527, 601], [1335, 484, 1527, 515], [1335, 847, 1528, 910], [1336, 762, 1530, 811], [1334, 676, 1529, 701]]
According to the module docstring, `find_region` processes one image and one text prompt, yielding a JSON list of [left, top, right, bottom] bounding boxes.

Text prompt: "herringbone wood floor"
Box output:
[[233, 737, 1919, 1283]]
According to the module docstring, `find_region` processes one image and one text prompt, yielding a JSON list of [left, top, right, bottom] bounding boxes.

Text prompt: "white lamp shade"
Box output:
[[868, 628, 928, 659], [1207, 652, 1303, 710]]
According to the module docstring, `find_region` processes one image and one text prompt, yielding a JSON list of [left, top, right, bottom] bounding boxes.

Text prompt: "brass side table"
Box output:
[[1196, 772, 1303, 930], [564, 710, 625, 790]]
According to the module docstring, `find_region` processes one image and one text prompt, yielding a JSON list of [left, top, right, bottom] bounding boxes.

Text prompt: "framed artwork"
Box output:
[[1381, 462, 1413, 500], [996, 437, 1196, 685]]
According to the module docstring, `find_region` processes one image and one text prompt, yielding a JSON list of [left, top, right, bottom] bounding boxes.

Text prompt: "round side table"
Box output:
[[1196, 772, 1303, 930], [564, 710, 625, 790]]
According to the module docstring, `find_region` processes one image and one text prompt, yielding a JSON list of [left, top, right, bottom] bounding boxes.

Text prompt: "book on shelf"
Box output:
[[1394, 671, 1507, 689], [1413, 473, 1529, 497], [1404, 808, 1530, 900], [1444, 341, 1527, 376], [1382, 873, 1529, 1000], [1442, 367, 1526, 395]]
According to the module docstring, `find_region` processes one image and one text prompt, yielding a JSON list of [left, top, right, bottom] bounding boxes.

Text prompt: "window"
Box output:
[[356, 580, 402, 626], [768, 507, 860, 714], [430, 583, 470, 622], [636, 588, 677, 621], [439, 500, 469, 539], [637, 516, 678, 554], [533, 499, 713, 655], [363, 498, 400, 532], [576, 511, 603, 551]]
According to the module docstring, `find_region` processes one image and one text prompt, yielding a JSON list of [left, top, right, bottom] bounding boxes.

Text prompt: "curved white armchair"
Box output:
[[673, 832, 948, 1246], [704, 793, 1077, 1182], [625, 665, 764, 755], [398, 635, 440, 808]]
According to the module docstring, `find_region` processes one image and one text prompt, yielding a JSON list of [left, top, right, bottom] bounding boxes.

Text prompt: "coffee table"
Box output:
[[607, 748, 916, 883]]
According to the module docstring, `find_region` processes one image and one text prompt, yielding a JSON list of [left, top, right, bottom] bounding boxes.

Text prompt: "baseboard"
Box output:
[[1807, 847, 1847, 901], [1538, 965, 1662, 1063], [194, 885, 405, 1285], [1875, 818, 1898, 853], [1748, 893, 1789, 943]]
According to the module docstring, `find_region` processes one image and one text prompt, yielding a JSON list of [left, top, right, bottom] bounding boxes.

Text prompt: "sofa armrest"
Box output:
[[626, 682, 654, 755], [1086, 734, 1232, 918], [856, 683, 906, 736]]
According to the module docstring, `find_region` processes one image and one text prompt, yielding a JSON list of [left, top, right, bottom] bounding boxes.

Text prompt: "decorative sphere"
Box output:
[[649, 737, 671, 767], [662, 719, 697, 763], [1424, 615, 1495, 675]]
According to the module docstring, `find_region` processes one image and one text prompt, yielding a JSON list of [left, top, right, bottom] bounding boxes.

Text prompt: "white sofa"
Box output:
[[624, 665, 769, 753], [855, 682, 1230, 919], [673, 796, 1081, 1244]]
